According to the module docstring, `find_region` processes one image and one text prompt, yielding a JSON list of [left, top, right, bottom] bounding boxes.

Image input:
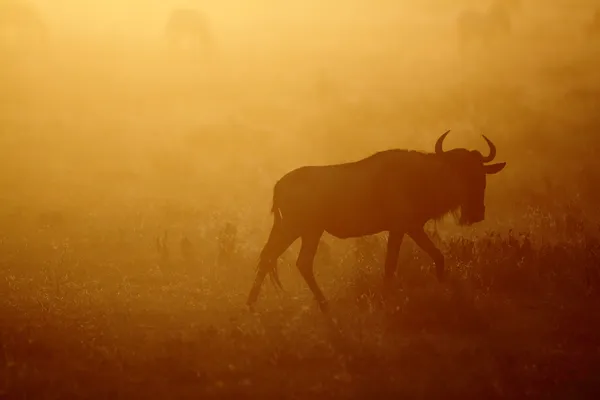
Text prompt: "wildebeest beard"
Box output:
[[455, 208, 471, 226], [452, 205, 484, 226]]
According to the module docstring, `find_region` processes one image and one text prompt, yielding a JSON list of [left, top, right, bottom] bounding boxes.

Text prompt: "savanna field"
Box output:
[[2, 1, 600, 398]]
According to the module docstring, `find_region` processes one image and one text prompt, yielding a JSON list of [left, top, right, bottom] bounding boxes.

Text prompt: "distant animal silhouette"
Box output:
[[165, 8, 213, 59], [456, 1, 515, 50], [247, 131, 507, 312], [0, 1, 47, 52]]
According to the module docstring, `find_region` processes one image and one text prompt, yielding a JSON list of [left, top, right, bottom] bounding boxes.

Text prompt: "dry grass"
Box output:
[[1, 220, 600, 399]]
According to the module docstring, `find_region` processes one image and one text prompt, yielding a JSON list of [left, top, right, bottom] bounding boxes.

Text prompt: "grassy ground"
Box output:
[[1, 227, 600, 399]]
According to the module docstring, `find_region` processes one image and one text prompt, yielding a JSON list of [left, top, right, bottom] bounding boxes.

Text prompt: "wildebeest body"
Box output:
[[273, 150, 463, 239], [247, 131, 506, 312]]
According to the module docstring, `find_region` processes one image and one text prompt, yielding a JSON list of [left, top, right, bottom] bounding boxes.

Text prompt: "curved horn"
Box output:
[[481, 135, 496, 163], [435, 130, 451, 154]]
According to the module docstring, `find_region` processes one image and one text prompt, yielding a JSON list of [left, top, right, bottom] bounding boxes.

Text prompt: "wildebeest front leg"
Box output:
[[383, 230, 404, 294], [297, 232, 328, 312], [408, 227, 445, 282]]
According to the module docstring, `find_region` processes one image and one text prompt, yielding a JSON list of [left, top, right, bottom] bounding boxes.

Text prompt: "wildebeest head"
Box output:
[[435, 130, 506, 225]]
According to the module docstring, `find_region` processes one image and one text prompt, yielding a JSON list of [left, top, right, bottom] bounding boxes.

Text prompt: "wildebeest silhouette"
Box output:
[[0, 0, 47, 53], [456, 1, 516, 50], [247, 131, 507, 312], [165, 7, 213, 59]]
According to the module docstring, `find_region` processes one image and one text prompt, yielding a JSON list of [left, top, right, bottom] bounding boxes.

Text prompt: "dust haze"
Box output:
[[2, 0, 600, 398]]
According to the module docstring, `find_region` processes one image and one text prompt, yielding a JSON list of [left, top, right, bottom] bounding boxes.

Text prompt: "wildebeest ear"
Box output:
[[484, 162, 506, 175]]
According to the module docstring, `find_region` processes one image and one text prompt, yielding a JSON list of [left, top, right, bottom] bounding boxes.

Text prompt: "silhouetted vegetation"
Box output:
[[1, 218, 600, 398]]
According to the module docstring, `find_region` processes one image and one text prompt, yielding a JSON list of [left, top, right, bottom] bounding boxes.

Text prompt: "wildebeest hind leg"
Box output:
[[383, 230, 405, 296], [297, 231, 328, 312], [407, 227, 445, 282], [246, 223, 298, 309]]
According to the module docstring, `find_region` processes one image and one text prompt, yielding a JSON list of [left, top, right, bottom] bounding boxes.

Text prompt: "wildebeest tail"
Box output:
[[270, 184, 284, 220], [259, 246, 284, 292], [255, 185, 284, 291]]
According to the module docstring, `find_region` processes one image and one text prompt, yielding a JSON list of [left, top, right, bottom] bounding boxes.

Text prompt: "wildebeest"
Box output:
[[165, 7, 213, 59], [247, 131, 506, 312], [456, 1, 517, 50]]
